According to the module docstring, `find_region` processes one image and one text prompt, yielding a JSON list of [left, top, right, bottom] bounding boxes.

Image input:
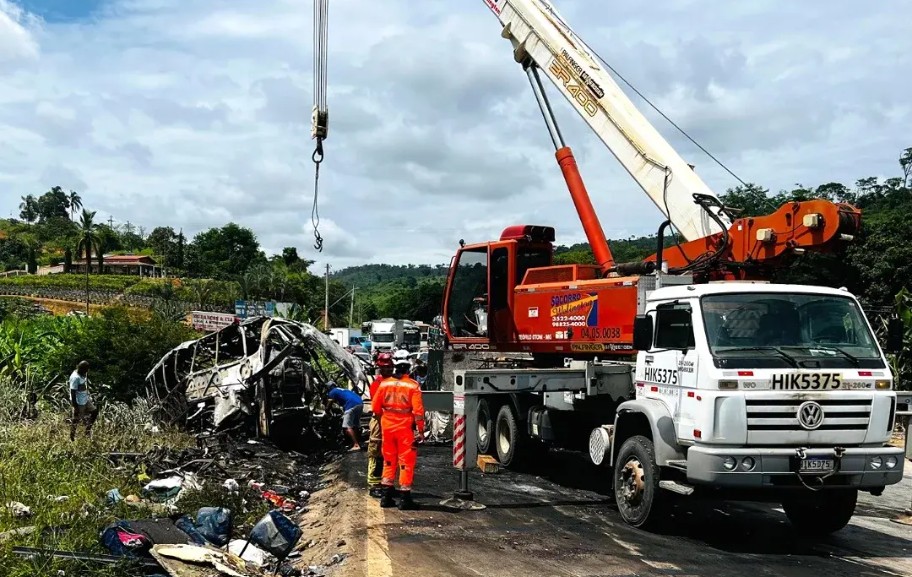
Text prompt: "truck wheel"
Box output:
[[495, 404, 524, 468], [782, 489, 857, 536], [476, 398, 494, 455], [613, 435, 663, 529]]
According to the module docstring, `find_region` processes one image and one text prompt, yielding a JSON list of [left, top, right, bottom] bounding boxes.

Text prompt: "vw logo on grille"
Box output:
[[797, 401, 825, 430]]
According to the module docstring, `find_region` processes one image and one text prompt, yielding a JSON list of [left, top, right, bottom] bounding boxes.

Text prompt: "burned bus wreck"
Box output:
[[145, 317, 371, 444]]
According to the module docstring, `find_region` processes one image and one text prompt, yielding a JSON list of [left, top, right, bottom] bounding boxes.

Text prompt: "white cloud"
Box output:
[[0, 0, 39, 65], [0, 0, 910, 273]]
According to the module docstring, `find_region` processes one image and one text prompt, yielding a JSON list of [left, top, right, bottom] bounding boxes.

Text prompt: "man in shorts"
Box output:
[[69, 360, 98, 441], [326, 381, 364, 451]]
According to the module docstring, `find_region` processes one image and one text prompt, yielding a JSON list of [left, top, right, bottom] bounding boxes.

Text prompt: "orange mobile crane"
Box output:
[[436, 0, 861, 362]]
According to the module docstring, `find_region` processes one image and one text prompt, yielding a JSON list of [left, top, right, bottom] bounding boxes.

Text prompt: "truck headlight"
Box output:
[[741, 457, 756, 471], [722, 456, 737, 470], [885, 456, 898, 469], [870, 456, 883, 470]]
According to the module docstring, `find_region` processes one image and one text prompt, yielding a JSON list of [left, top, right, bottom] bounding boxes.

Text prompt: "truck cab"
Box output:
[[622, 281, 902, 532]]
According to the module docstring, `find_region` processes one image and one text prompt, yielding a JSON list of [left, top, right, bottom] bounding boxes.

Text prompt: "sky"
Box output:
[[1, 0, 910, 272]]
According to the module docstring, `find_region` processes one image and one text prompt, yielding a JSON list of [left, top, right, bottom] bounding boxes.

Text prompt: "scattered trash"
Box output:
[[228, 539, 272, 567], [141, 472, 202, 504], [106, 488, 124, 506], [174, 515, 209, 546], [259, 489, 297, 513], [196, 507, 233, 547], [100, 521, 152, 557], [0, 526, 36, 543], [142, 476, 183, 501], [151, 543, 252, 577], [246, 510, 303, 560], [6, 501, 32, 518], [223, 478, 240, 492]]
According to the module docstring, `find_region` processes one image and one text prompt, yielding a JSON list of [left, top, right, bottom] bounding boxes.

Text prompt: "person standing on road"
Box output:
[[367, 353, 394, 498], [373, 349, 425, 510], [326, 382, 365, 452], [69, 360, 98, 441]]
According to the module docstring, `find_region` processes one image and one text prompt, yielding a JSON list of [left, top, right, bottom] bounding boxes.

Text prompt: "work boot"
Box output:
[[369, 486, 385, 499], [397, 491, 420, 511], [379, 486, 397, 508]]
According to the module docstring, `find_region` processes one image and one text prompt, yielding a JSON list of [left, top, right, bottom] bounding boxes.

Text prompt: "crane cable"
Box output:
[[311, 0, 329, 252]]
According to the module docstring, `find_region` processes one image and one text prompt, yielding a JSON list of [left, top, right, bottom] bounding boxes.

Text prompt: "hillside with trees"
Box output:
[[1, 147, 910, 329]]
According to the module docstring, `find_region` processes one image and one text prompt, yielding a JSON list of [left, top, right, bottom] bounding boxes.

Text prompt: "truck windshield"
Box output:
[[372, 333, 395, 343], [701, 293, 884, 369], [403, 332, 420, 344]]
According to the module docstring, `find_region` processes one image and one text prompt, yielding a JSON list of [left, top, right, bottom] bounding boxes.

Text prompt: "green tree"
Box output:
[[186, 223, 264, 279], [282, 247, 301, 267], [718, 183, 776, 217], [67, 190, 83, 221], [900, 147, 912, 188], [37, 186, 70, 222], [76, 209, 101, 313], [18, 195, 38, 224], [146, 226, 183, 272], [0, 235, 28, 271]]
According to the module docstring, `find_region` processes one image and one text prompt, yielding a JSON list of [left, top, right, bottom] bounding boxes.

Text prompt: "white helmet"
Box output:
[[392, 349, 411, 366]]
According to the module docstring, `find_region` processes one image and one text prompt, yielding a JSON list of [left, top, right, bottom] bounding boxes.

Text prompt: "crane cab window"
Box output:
[[654, 303, 695, 350], [446, 247, 489, 338], [516, 246, 551, 285], [490, 248, 509, 312]]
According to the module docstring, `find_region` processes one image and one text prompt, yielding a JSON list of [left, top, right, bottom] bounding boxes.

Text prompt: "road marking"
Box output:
[[609, 537, 642, 556], [365, 493, 393, 577], [642, 560, 681, 571], [841, 556, 909, 577]]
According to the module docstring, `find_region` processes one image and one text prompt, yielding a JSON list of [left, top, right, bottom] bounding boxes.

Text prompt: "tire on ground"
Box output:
[[613, 435, 664, 529], [782, 488, 857, 536], [476, 398, 495, 455], [495, 403, 525, 468]]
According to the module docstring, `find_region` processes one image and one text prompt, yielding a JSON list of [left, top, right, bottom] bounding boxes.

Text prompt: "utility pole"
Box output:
[[349, 285, 355, 328], [324, 263, 330, 330]]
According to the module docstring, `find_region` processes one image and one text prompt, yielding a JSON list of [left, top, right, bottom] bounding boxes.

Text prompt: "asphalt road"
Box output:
[[338, 445, 912, 577]]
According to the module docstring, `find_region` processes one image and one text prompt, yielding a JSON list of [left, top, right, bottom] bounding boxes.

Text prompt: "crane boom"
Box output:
[[484, 0, 730, 241]]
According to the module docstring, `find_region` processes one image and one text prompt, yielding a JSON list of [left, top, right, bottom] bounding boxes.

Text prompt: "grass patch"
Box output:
[[0, 392, 197, 576]]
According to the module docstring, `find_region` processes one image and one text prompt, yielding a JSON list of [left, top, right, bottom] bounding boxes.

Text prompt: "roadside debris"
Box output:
[[145, 316, 371, 445], [6, 501, 32, 518]]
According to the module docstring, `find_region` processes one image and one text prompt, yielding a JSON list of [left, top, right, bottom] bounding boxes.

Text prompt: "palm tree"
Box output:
[[18, 195, 38, 224], [68, 191, 83, 221], [76, 209, 100, 314]]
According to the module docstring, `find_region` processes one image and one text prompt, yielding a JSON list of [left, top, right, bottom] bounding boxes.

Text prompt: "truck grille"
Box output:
[[746, 398, 871, 431], [745, 397, 871, 445]]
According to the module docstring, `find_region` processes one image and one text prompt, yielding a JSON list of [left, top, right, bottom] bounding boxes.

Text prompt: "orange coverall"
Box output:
[[373, 375, 425, 491]]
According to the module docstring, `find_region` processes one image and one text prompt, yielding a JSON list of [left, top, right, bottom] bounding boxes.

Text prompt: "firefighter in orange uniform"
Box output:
[[367, 353, 394, 498], [373, 349, 425, 510]]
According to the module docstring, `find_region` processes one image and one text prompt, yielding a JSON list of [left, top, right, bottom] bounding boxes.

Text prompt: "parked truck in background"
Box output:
[[329, 327, 366, 349], [402, 321, 422, 353], [370, 318, 405, 353]]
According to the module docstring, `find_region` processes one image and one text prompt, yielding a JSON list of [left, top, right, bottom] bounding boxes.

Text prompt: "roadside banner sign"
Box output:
[[191, 311, 238, 332]]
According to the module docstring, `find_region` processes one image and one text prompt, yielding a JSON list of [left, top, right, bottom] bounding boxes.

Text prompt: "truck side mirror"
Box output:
[[886, 317, 904, 354], [633, 315, 653, 351]]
